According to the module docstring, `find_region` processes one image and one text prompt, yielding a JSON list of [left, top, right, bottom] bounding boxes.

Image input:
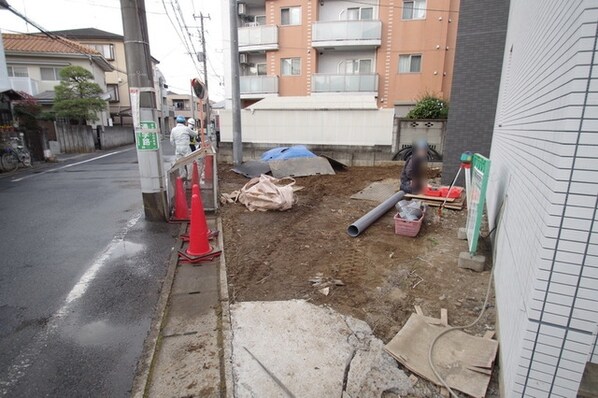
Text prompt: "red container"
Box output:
[[423, 186, 441, 197], [439, 186, 463, 199], [394, 209, 425, 237]]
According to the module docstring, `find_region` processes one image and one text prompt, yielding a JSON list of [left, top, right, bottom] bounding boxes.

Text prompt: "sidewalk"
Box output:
[[132, 216, 232, 398]]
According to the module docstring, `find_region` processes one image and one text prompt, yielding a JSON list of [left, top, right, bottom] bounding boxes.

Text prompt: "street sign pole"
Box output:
[[120, 0, 168, 221]]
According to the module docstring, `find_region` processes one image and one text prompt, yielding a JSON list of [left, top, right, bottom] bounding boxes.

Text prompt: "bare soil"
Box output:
[[219, 164, 498, 397]]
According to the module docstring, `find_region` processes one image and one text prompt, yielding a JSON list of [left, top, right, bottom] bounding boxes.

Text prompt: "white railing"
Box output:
[[311, 74, 379, 93], [238, 25, 278, 49], [240, 75, 279, 95], [9, 77, 39, 96], [312, 20, 382, 44]]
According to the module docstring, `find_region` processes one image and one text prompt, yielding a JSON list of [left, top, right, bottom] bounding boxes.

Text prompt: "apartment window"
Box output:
[[257, 63, 267, 76], [398, 54, 422, 73], [173, 100, 186, 110], [402, 0, 426, 20], [107, 84, 119, 102], [7, 66, 28, 78], [89, 43, 115, 60], [281, 7, 301, 26], [281, 58, 301, 76], [346, 7, 374, 20], [40, 67, 63, 81], [342, 59, 373, 74]]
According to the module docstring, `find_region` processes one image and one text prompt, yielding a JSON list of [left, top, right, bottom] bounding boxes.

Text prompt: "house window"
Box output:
[[342, 59, 373, 74], [107, 84, 119, 102], [7, 66, 29, 78], [89, 43, 115, 60], [257, 63, 267, 76], [402, 0, 426, 20], [346, 7, 374, 20], [281, 58, 301, 76], [255, 15, 266, 25], [40, 67, 63, 81], [173, 100, 185, 110], [398, 54, 422, 73], [281, 7, 301, 26]]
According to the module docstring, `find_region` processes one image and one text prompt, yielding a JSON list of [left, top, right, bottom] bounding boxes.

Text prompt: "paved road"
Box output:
[[0, 145, 177, 397]]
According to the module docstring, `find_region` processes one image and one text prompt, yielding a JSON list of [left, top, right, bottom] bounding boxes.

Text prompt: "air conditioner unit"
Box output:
[[239, 53, 249, 64], [238, 3, 247, 16]]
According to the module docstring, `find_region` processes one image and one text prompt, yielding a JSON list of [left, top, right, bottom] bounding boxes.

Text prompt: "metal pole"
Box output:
[[228, 0, 243, 165], [199, 12, 211, 140], [120, 0, 168, 221]]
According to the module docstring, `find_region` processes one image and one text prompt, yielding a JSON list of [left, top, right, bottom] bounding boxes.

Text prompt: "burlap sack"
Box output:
[[238, 174, 296, 211]]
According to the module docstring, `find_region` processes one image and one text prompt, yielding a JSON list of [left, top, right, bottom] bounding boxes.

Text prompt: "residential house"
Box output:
[[486, 1, 598, 396], [47, 28, 172, 131], [2, 32, 112, 126], [218, 0, 460, 163]]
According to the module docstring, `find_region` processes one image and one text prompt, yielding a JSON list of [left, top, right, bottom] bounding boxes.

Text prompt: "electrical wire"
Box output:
[[427, 196, 507, 398], [341, 0, 460, 14]]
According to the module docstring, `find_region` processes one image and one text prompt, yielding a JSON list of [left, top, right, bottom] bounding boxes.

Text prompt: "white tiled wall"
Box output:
[[487, 1, 598, 396]]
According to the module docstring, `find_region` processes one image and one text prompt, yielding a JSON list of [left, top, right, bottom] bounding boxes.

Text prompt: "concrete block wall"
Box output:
[[487, 1, 598, 396], [55, 123, 95, 154], [100, 126, 135, 149], [441, 0, 510, 184]]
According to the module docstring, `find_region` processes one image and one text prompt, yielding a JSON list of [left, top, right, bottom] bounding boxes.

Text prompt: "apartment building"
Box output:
[[224, 0, 459, 112]]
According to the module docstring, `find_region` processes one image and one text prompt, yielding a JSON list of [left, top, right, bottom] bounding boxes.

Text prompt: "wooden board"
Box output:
[[405, 193, 457, 203], [384, 314, 498, 398]]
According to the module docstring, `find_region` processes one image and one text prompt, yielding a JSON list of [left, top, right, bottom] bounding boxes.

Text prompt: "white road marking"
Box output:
[[11, 148, 135, 182], [0, 211, 143, 396]]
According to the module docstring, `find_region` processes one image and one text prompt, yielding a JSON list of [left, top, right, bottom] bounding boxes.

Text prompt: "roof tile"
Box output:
[[2, 33, 100, 56]]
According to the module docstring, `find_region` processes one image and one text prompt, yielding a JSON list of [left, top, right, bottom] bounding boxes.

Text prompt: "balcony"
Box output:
[[311, 74, 379, 94], [240, 75, 278, 99], [311, 20, 382, 49], [9, 77, 39, 96], [238, 25, 279, 52]]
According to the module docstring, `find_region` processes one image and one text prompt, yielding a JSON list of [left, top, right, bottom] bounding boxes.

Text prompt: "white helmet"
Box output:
[[187, 118, 196, 126]]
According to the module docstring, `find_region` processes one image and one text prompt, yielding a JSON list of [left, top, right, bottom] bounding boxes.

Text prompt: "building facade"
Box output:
[[223, 0, 460, 111], [487, 1, 598, 396]]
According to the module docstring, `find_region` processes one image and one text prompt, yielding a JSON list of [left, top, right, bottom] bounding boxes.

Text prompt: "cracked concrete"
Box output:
[[230, 300, 421, 398]]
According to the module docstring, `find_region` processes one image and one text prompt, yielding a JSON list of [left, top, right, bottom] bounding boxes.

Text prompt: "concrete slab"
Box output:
[[457, 227, 467, 240], [231, 300, 415, 398], [147, 333, 221, 397], [351, 179, 401, 203], [171, 263, 219, 295], [268, 157, 335, 178], [161, 292, 219, 337]]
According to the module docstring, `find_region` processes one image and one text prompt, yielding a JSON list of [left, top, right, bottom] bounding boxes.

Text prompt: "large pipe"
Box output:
[[347, 191, 405, 237]]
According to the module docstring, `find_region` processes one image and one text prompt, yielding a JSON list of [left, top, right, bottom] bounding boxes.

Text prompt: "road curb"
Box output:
[[131, 223, 185, 398], [217, 217, 235, 398]]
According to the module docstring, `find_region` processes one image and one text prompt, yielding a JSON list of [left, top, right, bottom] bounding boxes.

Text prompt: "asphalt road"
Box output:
[[0, 145, 177, 397]]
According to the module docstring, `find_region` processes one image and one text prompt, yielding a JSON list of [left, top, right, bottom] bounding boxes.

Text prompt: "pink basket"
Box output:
[[394, 209, 425, 237]]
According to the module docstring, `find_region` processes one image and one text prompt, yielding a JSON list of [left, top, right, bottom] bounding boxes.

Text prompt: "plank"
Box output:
[[405, 193, 457, 203]]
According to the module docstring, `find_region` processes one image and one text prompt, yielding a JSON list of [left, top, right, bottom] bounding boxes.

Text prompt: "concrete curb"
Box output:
[[218, 217, 235, 398], [131, 223, 185, 398]]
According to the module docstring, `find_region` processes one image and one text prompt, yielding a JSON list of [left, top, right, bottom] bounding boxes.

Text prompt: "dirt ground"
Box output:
[[219, 163, 499, 397]]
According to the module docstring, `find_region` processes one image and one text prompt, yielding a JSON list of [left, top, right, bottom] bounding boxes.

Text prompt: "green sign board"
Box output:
[[135, 121, 159, 151], [466, 154, 491, 254]]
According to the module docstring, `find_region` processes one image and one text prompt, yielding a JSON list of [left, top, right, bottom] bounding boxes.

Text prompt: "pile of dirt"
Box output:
[[219, 164, 498, 397]]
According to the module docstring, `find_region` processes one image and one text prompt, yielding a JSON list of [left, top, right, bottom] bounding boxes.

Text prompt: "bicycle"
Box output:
[[1, 135, 32, 173]]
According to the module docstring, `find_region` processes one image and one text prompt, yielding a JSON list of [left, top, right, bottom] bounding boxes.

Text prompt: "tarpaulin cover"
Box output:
[[261, 145, 316, 161]]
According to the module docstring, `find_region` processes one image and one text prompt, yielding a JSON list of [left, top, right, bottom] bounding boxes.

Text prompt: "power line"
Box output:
[[342, 0, 460, 14]]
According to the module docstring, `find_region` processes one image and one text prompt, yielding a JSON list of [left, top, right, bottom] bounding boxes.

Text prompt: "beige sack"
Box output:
[[238, 174, 296, 211]]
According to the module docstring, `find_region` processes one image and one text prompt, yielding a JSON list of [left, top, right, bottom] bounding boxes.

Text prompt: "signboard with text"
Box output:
[[135, 121, 159, 151], [466, 153, 491, 254]]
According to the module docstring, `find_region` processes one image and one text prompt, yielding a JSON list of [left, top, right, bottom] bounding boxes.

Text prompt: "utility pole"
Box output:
[[228, 0, 243, 165], [193, 12, 211, 135], [120, 0, 168, 221]]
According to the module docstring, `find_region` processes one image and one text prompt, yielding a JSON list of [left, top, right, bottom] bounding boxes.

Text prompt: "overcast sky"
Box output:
[[0, 0, 226, 100]]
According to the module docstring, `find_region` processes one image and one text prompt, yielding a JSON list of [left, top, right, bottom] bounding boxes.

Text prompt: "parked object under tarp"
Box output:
[[261, 145, 316, 161]]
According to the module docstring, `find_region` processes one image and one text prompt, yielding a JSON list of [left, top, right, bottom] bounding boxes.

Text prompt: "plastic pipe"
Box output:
[[347, 191, 406, 237]]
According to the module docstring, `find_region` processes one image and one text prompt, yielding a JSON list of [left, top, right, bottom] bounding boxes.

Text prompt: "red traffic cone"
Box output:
[[172, 176, 189, 221], [186, 193, 211, 257], [191, 160, 200, 189], [180, 183, 218, 242], [204, 155, 213, 183]]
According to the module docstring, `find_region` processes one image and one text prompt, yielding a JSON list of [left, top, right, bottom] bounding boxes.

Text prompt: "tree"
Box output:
[[406, 94, 449, 119], [53, 66, 106, 124]]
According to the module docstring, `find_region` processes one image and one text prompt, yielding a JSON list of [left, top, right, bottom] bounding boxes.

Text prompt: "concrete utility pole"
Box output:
[[193, 12, 211, 132], [120, 0, 168, 221], [228, 0, 243, 165]]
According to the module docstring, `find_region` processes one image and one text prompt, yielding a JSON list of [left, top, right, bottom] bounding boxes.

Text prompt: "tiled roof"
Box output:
[[45, 28, 123, 40], [2, 33, 100, 56]]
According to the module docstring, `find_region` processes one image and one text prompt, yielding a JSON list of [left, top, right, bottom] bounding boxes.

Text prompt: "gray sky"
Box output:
[[0, 0, 225, 100]]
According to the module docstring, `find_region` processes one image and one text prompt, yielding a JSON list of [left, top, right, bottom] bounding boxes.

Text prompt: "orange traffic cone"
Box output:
[[191, 161, 200, 189], [171, 176, 189, 221], [180, 183, 218, 242], [178, 190, 221, 264], [204, 155, 213, 184]]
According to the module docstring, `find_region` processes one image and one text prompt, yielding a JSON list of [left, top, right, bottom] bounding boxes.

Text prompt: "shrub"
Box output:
[[406, 95, 449, 119]]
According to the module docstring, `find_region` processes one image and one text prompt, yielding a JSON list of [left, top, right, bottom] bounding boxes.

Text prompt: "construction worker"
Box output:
[[400, 139, 428, 194], [187, 118, 198, 152], [170, 115, 197, 178]]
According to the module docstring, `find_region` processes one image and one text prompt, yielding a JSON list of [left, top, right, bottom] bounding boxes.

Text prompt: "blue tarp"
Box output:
[[260, 145, 316, 161]]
